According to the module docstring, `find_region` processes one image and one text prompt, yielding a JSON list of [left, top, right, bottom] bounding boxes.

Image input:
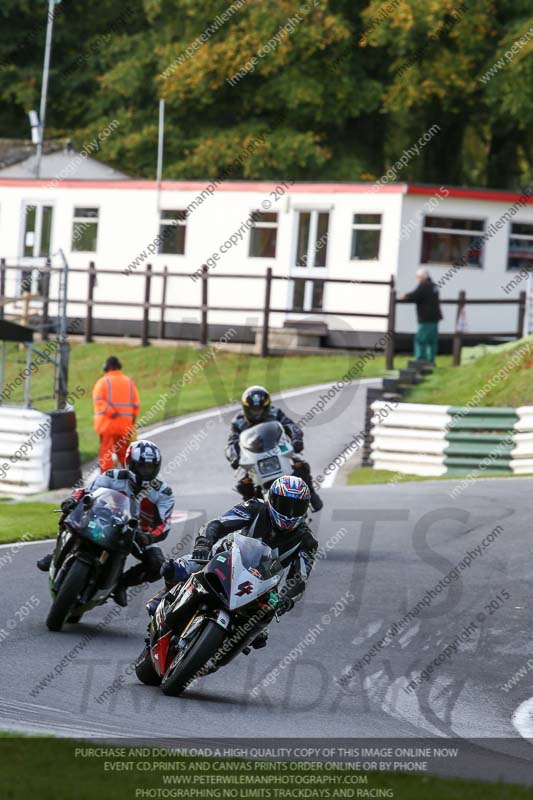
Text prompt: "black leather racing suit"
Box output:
[[162, 498, 318, 610], [225, 406, 317, 501]]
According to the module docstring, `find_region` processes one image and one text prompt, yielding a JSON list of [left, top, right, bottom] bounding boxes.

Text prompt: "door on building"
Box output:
[[19, 202, 54, 294], [289, 210, 330, 313]]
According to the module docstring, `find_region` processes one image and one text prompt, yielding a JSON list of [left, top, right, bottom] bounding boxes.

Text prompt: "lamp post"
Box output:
[[35, 0, 61, 178]]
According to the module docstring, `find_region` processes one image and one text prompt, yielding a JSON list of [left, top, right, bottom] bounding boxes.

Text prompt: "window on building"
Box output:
[[507, 222, 533, 270], [421, 216, 485, 267], [158, 210, 187, 254], [350, 213, 382, 260], [249, 212, 278, 257], [295, 211, 329, 267], [71, 207, 98, 252]]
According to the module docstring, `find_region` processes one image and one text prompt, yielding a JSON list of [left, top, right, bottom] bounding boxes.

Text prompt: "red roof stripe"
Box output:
[[0, 179, 531, 204]]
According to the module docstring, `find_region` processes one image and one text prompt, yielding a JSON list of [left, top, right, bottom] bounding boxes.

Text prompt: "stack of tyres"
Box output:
[[48, 410, 82, 490]]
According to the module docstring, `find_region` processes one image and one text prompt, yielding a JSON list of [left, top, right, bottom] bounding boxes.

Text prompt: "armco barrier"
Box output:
[[0, 406, 52, 494], [369, 402, 530, 477]]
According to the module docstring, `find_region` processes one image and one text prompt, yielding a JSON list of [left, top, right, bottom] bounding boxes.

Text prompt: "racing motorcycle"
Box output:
[[134, 531, 283, 696], [238, 421, 295, 498], [46, 488, 137, 631]]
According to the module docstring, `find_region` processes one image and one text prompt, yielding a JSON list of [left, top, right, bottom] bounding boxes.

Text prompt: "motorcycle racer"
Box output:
[[37, 440, 174, 607], [156, 476, 317, 649], [226, 385, 323, 511]]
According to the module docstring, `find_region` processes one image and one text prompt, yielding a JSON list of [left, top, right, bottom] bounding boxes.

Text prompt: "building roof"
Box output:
[[0, 139, 129, 180], [0, 176, 530, 204]]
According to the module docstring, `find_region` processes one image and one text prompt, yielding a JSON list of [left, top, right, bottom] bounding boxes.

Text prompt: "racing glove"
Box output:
[[135, 531, 153, 548], [292, 440, 303, 454], [277, 596, 295, 616], [192, 536, 211, 561]]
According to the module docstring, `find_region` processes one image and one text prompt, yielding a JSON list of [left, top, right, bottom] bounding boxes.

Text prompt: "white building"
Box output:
[[0, 176, 531, 347]]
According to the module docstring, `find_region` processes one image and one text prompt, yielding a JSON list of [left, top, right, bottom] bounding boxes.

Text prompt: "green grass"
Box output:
[[405, 336, 533, 407], [0, 736, 531, 800], [345, 467, 530, 486], [0, 502, 57, 543], [3, 341, 408, 463]]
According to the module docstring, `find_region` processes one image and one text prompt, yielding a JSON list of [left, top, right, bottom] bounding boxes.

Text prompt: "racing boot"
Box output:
[[37, 553, 53, 572], [251, 630, 269, 650]]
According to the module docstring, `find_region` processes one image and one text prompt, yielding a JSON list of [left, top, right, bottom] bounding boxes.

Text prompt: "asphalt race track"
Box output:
[[2, 379, 533, 781]]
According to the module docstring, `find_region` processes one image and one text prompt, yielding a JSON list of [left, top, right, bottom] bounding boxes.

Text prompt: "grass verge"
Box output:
[[0, 503, 57, 543], [0, 737, 531, 800], [405, 337, 533, 407], [2, 341, 416, 463]]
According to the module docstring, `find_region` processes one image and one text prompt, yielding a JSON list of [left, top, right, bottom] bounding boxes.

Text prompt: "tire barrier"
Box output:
[[0, 407, 52, 494], [369, 401, 532, 477], [48, 410, 82, 490]]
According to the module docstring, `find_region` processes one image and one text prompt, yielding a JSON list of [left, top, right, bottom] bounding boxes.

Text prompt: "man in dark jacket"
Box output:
[[226, 385, 323, 511], [400, 268, 442, 363]]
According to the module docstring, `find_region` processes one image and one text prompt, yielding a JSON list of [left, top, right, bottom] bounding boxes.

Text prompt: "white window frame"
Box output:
[[158, 209, 187, 255], [350, 212, 382, 261], [71, 206, 99, 253], [507, 220, 533, 271], [249, 211, 278, 258], [420, 214, 486, 268]]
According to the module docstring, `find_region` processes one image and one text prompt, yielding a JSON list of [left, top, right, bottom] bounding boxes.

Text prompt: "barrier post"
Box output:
[[142, 264, 152, 347], [518, 290, 527, 339], [261, 267, 272, 358], [0, 258, 6, 320], [200, 265, 209, 346], [159, 265, 168, 340], [40, 257, 51, 341], [385, 277, 396, 370], [452, 290, 466, 366], [85, 262, 96, 343]]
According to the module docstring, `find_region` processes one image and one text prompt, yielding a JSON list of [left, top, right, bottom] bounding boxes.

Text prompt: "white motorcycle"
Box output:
[[238, 421, 295, 497]]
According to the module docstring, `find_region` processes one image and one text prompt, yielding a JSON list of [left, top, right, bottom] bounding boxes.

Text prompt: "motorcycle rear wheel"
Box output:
[[46, 558, 91, 632], [135, 646, 162, 686], [161, 620, 226, 697]]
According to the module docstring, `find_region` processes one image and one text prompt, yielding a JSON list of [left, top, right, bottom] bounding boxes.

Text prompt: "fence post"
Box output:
[[0, 258, 5, 320], [261, 267, 273, 358], [385, 276, 396, 370], [142, 263, 152, 347], [40, 257, 51, 341], [85, 262, 96, 343], [452, 290, 466, 366], [159, 265, 168, 340], [517, 290, 527, 339], [199, 265, 209, 347]]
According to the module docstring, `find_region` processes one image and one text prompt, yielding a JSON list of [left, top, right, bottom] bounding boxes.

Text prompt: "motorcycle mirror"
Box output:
[[82, 494, 93, 509]]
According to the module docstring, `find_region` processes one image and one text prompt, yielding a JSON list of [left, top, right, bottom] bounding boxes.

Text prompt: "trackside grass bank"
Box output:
[[405, 337, 533, 407], [0, 502, 57, 544], [0, 737, 531, 800], [2, 342, 419, 464]]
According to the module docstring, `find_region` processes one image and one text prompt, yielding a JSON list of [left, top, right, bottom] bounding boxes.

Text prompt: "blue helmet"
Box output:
[[267, 475, 310, 532]]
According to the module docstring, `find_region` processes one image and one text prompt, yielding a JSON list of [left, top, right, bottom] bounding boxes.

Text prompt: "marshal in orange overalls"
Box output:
[[92, 370, 140, 472]]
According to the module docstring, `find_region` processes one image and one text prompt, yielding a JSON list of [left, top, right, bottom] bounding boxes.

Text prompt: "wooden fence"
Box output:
[[0, 259, 527, 369]]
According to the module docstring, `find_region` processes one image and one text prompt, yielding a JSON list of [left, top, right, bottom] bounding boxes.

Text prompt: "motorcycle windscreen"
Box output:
[[240, 421, 283, 454], [66, 488, 132, 551], [228, 533, 280, 610]]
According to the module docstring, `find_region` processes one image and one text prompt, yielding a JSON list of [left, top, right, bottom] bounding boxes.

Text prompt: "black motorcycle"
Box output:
[[46, 488, 137, 631], [135, 532, 283, 696]]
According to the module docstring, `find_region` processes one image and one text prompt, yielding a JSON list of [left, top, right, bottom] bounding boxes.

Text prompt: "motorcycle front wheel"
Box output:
[[46, 558, 91, 632], [161, 620, 226, 697]]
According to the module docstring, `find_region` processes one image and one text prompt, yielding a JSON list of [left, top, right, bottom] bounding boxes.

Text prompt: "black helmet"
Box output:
[[125, 440, 161, 486], [242, 385, 271, 423]]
